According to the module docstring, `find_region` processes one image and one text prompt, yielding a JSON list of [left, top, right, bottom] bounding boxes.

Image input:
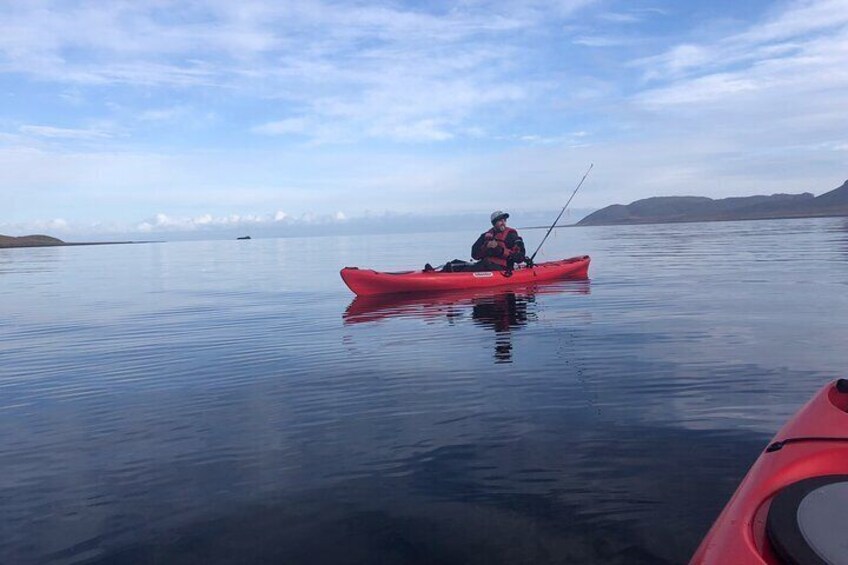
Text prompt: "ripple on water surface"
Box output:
[[1, 218, 847, 563]]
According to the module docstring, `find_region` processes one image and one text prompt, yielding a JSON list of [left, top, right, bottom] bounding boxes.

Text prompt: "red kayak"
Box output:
[[691, 379, 848, 564], [340, 255, 590, 296]]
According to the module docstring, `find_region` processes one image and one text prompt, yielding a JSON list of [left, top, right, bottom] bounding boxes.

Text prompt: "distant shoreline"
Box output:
[[523, 209, 848, 230], [573, 210, 848, 228], [615, 210, 847, 226], [0, 235, 157, 249], [7, 206, 848, 245], [575, 179, 848, 227]]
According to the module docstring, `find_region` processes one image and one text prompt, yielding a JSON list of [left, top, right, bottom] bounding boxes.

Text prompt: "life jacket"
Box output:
[[483, 227, 519, 267]]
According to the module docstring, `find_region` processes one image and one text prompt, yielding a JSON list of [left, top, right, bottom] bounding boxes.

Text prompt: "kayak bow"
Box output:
[[691, 379, 848, 564]]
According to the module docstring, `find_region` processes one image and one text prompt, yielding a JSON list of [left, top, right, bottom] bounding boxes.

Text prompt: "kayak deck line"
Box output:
[[766, 436, 848, 452]]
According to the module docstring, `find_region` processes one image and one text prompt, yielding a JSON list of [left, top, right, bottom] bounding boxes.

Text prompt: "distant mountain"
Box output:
[[0, 234, 66, 248], [577, 179, 848, 226], [813, 179, 848, 206]]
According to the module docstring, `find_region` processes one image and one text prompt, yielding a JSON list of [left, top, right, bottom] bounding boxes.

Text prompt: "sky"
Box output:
[[1, 0, 847, 238]]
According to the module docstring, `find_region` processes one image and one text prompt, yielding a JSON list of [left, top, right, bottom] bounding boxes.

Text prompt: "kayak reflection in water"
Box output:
[[471, 292, 533, 363], [426, 210, 532, 273], [343, 285, 592, 363], [345, 291, 534, 363]]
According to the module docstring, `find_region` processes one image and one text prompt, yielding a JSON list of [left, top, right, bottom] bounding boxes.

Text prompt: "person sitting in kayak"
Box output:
[[467, 211, 528, 272], [424, 211, 530, 273]]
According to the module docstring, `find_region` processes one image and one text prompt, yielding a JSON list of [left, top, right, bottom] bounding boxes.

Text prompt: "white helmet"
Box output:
[[490, 210, 509, 224]]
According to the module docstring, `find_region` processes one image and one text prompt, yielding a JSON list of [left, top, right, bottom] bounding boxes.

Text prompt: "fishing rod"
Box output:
[[529, 163, 593, 263]]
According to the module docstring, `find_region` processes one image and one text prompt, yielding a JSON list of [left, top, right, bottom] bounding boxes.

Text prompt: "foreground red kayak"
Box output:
[[340, 255, 590, 296], [691, 379, 848, 564]]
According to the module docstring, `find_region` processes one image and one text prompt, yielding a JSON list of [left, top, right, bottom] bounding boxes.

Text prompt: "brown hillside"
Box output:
[[0, 234, 66, 248]]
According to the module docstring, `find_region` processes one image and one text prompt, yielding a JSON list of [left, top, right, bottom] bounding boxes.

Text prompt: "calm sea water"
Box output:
[[2, 217, 848, 564]]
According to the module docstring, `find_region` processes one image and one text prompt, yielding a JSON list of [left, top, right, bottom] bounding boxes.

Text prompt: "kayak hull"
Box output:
[[690, 379, 848, 564], [340, 255, 590, 296]]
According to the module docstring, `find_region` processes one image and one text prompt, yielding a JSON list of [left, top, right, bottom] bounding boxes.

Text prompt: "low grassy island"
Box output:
[[0, 234, 148, 249], [0, 234, 67, 248]]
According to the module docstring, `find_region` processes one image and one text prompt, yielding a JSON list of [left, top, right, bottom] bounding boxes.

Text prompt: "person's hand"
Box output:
[[486, 240, 499, 249]]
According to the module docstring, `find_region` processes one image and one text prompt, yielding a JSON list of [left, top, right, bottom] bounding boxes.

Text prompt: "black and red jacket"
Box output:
[[472, 227, 526, 267]]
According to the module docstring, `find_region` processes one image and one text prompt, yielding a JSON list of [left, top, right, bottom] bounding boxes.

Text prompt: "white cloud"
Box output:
[[639, 73, 759, 106], [2, 2, 526, 85], [138, 107, 188, 122], [597, 12, 642, 24], [737, 0, 848, 44], [19, 125, 111, 140], [640, 44, 711, 79], [573, 35, 635, 47], [252, 118, 309, 136], [627, 0, 848, 173], [2, 0, 847, 230], [133, 209, 349, 233], [369, 119, 454, 142], [636, 0, 848, 85], [0, 1, 591, 144], [0, 217, 71, 235]]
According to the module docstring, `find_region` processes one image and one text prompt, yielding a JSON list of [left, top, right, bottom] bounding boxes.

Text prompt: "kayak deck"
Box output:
[[340, 255, 590, 296], [691, 379, 848, 564]]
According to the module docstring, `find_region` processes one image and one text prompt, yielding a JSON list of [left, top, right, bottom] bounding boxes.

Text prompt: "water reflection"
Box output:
[[6, 219, 848, 564], [838, 219, 848, 258], [472, 293, 532, 362], [0, 246, 62, 275], [344, 280, 590, 363]]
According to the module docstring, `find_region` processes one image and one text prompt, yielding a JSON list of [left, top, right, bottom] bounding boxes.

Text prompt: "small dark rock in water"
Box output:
[[237, 236, 252, 240]]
